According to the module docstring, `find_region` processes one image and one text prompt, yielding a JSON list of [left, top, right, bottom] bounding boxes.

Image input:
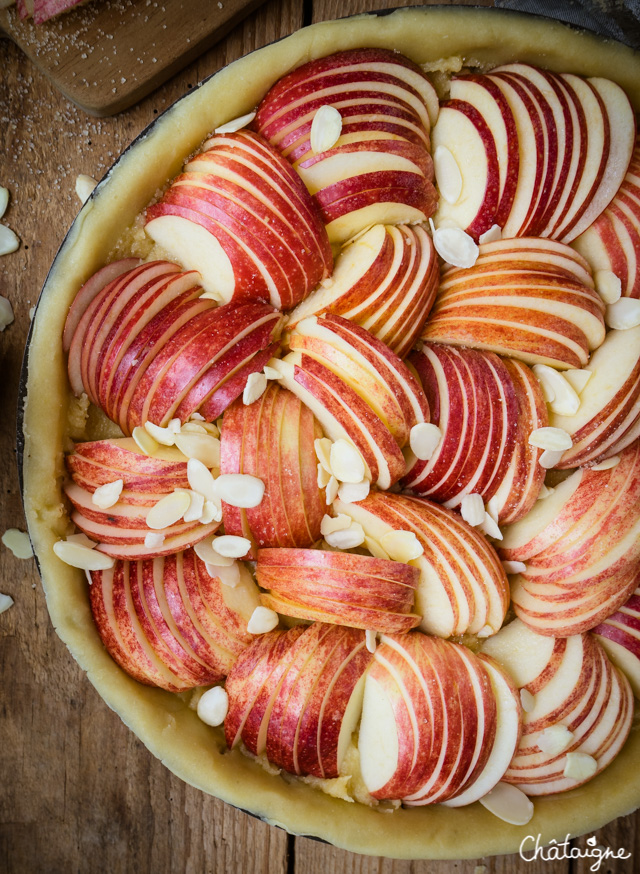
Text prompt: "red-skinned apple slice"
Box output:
[[594, 584, 640, 697]]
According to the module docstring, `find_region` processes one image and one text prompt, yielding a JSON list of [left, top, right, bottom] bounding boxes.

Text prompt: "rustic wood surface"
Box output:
[[0, 1, 638, 871]]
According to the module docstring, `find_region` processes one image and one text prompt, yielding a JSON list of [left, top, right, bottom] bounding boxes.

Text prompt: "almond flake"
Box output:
[[365, 629, 377, 653], [476, 625, 494, 639], [320, 513, 352, 537], [214, 111, 257, 134], [2, 529, 33, 559], [502, 560, 527, 575], [144, 420, 175, 446], [480, 512, 503, 540], [189, 411, 206, 421], [0, 225, 19, 256], [263, 365, 282, 380], [589, 455, 620, 471], [197, 685, 229, 726], [486, 496, 500, 523], [146, 490, 191, 530], [310, 105, 343, 154], [199, 500, 222, 524], [168, 418, 182, 434], [595, 269, 622, 304], [563, 751, 597, 781], [75, 174, 97, 204], [606, 298, 640, 330], [0, 187, 8, 220], [337, 478, 370, 503], [243, 371, 268, 405], [380, 529, 423, 562], [53, 540, 115, 571], [478, 224, 502, 244], [539, 449, 565, 469], [65, 533, 97, 549], [206, 561, 241, 587], [200, 421, 220, 438], [434, 145, 462, 204], [317, 463, 332, 488], [532, 365, 580, 416], [528, 427, 573, 451], [132, 425, 160, 456], [460, 493, 485, 527], [329, 439, 366, 484], [0, 593, 14, 614], [314, 437, 333, 474], [195, 536, 235, 566], [325, 475, 339, 504], [174, 431, 220, 467], [409, 422, 442, 461], [520, 689, 535, 712], [187, 458, 218, 502], [181, 422, 207, 434], [182, 490, 205, 522], [563, 368, 592, 394], [538, 725, 573, 755], [144, 532, 166, 549], [0, 296, 14, 330], [213, 473, 265, 508], [248, 605, 279, 634], [430, 219, 479, 268], [324, 522, 365, 550], [212, 534, 251, 558], [364, 536, 390, 560], [91, 479, 124, 510], [479, 782, 534, 826], [537, 483, 554, 499]]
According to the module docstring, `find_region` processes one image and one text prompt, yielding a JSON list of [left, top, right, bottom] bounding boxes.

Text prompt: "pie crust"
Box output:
[[21, 6, 640, 859]]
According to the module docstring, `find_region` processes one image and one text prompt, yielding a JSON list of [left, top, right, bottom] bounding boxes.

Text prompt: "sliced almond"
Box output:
[[460, 493, 485, 527], [320, 513, 352, 537], [199, 499, 222, 524], [563, 368, 592, 394], [144, 420, 176, 446], [563, 751, 597, 781], [144, 532, 166, 549], [329, 439, 366, 484], [310, 105, 343, 154], [0, 225, 19, 256], [476, 624, 494, 639], [539, 449, 565, 469], [199, 421, 220, 438], [434, 145, 463, 204], [53, 540, 115, 570], [212, 534, 251, 558], [502, 560, 527, 575], [365, 629, 377, 654], [214, 111, 257, 134], [480, 512, 503, 540], [606, 298, 640, 330], [325, 476, 339, 505], [315, 437, 333, 474], [532, 365, 580, 416], [589, 455, 620, 471], [485, 496, 500, 524], [528, 427, 573, 451], [2, 528, 33, 559], [337, 478, 370, 504], [176, 430, 220, 469], [595, 269, 622, 304], [0, 186, 8, 220], [213, 473, 265, 508], [324, 522, 365, 550], [520, 689, 535, 713], [317, 463, 332, 489], [248, 605, 280, 634], [168, 418, 182, 434], [0, 295, 14, 330], [206, 561, 240, 587], [197, 685, 229, 726], [430, 219, 479, 268], [479, 782, 534, 826], [409, 422, 442, 461], [195, 536, 235, 566], [364, 536, 390, 560], [537, 483, 554, 499], [538, 725, 574, 755], [91, 479, 124, 510], [182, 490, 205, 523], [181, 422, 207, 434], [243, 371, 268, 405], [263, 365, 282, 380], [146, 490, 192, 530], [132, 425, 160, 456], [187, 458, 218, 502], [380, 529, 423, 562], [189, 411, 206, 422], [478, 224, 502, 244], [0, 592, 14, 614], [75, 174, 97, 204]]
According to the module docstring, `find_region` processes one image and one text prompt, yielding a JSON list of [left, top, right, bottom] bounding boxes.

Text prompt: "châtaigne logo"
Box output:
[[519, 834, 632, 871]]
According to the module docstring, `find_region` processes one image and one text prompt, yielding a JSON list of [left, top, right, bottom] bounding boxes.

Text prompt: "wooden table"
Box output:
[[0, 1, 638, 871]]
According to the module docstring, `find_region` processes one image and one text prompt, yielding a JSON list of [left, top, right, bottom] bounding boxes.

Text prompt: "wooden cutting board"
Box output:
[[0, 0, 266, 116]]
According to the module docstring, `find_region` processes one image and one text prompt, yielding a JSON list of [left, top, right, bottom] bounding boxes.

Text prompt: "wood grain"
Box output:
[[0, 0, 638, 871]]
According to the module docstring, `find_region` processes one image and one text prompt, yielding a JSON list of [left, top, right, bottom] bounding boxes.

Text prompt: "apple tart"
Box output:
[[21, 6, 640, 860]]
